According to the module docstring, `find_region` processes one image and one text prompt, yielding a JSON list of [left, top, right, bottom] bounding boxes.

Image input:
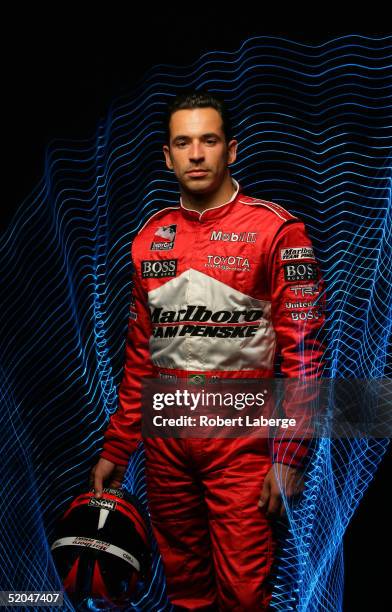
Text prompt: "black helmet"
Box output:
[[51, 487, 151, 609]]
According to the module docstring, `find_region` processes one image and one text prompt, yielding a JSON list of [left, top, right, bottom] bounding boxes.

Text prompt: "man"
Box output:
[[90, 91, 326, 611]]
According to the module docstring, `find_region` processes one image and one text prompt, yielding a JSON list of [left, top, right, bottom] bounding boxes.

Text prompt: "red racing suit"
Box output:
[[100, 177, 326, 611]]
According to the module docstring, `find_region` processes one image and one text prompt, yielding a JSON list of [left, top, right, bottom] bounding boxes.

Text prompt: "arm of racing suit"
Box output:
[[100, 244, 154, 466], [268, 220, 326, 469]]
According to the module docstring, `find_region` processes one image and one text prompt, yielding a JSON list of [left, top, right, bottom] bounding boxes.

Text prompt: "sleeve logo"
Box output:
[[280, 246, 315, 260], [284, 262, 319, 281]]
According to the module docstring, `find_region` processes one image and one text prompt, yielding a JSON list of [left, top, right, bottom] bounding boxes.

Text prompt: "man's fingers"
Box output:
[[109, 467, 127, 490], [94, 471, 104, 498], [88, 459, 120, 498], [259, 463, 306, 519], [266, 490, 281, 518], [258, 474, 283, 518], [109, 478, 122, 489], [258, 476, 270, 508]]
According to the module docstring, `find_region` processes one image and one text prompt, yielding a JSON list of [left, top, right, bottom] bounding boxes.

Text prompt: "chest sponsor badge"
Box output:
[[210, 229, 258, 243], [150, 224, 177, 250], [284, 262, 319, 282], [141, 259, 177, 278], [205, 254, 251, 272]]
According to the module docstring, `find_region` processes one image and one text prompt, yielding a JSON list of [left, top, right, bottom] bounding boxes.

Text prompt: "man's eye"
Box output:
[[206, 139, 217, 145], [176, 141, 187, 147]]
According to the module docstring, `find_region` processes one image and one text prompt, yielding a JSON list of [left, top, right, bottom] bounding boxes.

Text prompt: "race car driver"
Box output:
[[90, 90, 326, 611]]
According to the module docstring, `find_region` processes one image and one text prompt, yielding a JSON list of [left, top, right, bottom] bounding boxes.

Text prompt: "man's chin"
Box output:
[[183, 177, 215, 193]]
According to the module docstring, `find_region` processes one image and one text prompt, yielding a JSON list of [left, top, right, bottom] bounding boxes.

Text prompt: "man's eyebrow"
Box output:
[[172, 132, 221, 141]]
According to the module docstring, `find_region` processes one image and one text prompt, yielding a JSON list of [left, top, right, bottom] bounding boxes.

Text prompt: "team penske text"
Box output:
[[151, 305, 264, 338]]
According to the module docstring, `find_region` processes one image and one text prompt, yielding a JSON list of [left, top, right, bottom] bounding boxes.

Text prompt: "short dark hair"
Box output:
[[164, 89, 234, 144]]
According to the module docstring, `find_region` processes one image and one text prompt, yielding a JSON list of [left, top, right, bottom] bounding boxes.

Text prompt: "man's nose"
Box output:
[[189, 142, 204, 161]]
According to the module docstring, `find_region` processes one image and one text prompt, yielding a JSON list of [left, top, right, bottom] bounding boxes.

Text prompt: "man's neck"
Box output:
[[180, 175, 236, 213]]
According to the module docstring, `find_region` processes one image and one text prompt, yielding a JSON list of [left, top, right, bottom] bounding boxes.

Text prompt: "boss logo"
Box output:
[[290, 309, 323, 321], [88, 497, 117, 511], [284, 262, 318, 282], [141, 259, 177, 278]]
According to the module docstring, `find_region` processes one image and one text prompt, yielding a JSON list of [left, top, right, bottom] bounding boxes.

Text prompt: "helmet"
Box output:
[[51, 487, 151, 609]]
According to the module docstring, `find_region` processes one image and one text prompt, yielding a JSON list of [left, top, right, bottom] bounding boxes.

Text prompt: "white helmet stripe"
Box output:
[[51, 537, 140, 571]]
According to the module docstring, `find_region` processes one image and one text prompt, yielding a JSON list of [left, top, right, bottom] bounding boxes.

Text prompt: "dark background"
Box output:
[[3, 10, 391, 610]]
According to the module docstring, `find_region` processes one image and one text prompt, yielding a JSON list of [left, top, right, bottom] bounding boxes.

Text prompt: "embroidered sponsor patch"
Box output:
[[141, 259, 177, 278], [188, 374, 207, 385], [289, 309, 323, 321], [289, 284, 320, 297], [159, 372, 178, 381], [284, 300, 316, 309], [280, 246, 315, 260], [284, 262, 319, 282], [205, 254, 251, 271], [210, 230, 258, 243], [150, 224, 177, 250]]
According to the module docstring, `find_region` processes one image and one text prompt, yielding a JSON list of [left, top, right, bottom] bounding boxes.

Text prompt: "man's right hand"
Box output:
[[89, 458, 127, 498]]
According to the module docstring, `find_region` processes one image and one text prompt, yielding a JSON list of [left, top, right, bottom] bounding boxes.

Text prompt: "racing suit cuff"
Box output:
[[100, 443, 136, 467], [272, 439, 310, 470]]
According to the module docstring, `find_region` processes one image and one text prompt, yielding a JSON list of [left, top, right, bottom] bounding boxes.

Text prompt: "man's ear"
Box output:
[[227, 139, 238, 165], [163, 144, 174, 170]]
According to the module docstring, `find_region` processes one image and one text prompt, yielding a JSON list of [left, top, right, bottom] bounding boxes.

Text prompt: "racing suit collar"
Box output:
[[179, 178, 241, 222]]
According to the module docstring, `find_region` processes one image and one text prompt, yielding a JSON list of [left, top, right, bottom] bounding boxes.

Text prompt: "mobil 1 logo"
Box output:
[[284, 262, 318, 282], [141, 259, 177, 278]]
